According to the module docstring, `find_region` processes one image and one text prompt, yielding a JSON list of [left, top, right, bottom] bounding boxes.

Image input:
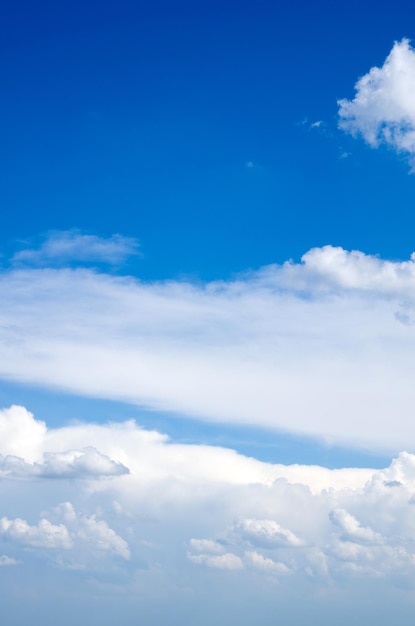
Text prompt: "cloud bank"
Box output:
[[1, 404, 415, 620], [339, 38, 415, 169], [0, 244, 415, 449]]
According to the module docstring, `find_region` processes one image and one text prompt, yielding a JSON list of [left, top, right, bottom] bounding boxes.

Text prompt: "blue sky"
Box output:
[[3, 0, 415, 623], [3, 0, 415, 279]]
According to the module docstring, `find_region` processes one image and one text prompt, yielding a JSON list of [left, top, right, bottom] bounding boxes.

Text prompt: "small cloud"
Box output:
[[338, 38, 415, 171], [189, 539, 224, 554], [0, 555, 20, 567], [297, 117, 326, 132], [12, 230, 140, 267], [0, 516, 72, 549], [244, 550, 291, 575], [188, 552, 244, 570], [245, 161, 255, 168], [230, 518, 303, 548]]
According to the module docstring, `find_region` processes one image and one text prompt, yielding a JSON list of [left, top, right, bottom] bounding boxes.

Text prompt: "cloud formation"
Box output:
[[0, 448, 129, 480], [0, 406, 129, 479], [1, 246, 415, 449], [0, 516, 71, 549], [0, 503, 129, 560], [338, 39, 415, 169], [1, 404, 415, 616], [230, 518, 303, 548]]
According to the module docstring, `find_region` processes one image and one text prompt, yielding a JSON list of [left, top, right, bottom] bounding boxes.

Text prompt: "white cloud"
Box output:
[[244, 550, 291, 574], [230, 518, 303, 548], [12, 231, 139, 266], [1, 246, 415, 449], [0, 516, 72, 549], [0, 405, 371, 494], [0, 447, 129, 480], [0, 405, 46, 463], [188, 552, 244, 570], [189, 539, 224, 554], [329, 509, 384, 545], [0, 555, 20, 567], [52, 502, 130, 560], [39, 448, 129, 479], [0, 406, 129, 479], [338, 38, 415, 168], [0, 502, 129, 561]]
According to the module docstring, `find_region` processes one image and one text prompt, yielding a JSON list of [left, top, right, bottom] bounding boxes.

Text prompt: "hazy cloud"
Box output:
[[12, 231, 139, 266], [0, 555, 20, 567]]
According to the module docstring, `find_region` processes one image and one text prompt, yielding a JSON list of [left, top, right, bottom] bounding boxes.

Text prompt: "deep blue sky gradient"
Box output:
[[2, 0, 415, 280]]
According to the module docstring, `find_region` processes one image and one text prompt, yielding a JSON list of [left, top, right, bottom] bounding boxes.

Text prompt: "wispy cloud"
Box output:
[[12, 231, 140, 267], [338, 38, 415, 170]]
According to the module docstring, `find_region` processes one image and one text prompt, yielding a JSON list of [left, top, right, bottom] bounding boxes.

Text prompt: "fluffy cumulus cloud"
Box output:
[[0, 407, 129, 479], [338, 38, 415, 168], [0, 447, 129, 480], [1, 405, 415, 622], [1, 245, 415, 449], [229, 518, 304, 548], [0, 516, 72, 549]]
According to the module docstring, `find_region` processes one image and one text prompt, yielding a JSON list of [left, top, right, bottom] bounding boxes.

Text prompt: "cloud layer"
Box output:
[[1, 404, 415, 621], [339, 38, 415, 168], [0, 245, 415, 449]]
